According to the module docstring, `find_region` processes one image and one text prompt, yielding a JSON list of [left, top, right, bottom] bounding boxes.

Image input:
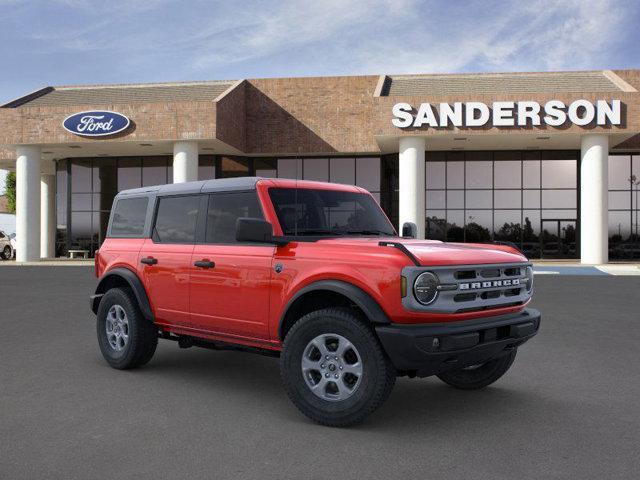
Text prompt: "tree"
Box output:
[[5, 171, 16, 214]]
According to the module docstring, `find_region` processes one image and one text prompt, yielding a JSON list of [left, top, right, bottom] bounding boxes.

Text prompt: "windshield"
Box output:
[[269, 188, 396, 237]]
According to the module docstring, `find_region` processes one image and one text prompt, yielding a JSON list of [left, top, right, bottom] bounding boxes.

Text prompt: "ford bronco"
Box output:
[[91, 177, 540, 426]]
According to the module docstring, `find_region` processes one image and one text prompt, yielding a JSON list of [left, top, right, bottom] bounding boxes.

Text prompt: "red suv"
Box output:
[[92, 177, 540, 426]]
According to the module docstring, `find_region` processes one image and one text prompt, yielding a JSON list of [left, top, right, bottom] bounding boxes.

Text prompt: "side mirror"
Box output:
[[401, 222, 417, 239], [236, 218, 288, 246]]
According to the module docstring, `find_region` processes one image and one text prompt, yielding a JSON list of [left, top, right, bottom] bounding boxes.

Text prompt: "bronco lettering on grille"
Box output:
[[459, 278, 521, 290]]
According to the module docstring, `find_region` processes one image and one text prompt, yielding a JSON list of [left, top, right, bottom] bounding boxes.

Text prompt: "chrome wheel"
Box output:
[[301, 333, 363, 402], [105, 304, 129, 352]]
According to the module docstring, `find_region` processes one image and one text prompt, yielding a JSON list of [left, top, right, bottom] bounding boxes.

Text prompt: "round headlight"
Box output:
[[525, 266, 534, 292], [414, 272, 439, 305]]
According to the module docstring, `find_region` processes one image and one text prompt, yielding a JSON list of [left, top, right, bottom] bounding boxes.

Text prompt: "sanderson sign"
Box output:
[[391, 99, 622, 128], [63, 110, 131, 137]]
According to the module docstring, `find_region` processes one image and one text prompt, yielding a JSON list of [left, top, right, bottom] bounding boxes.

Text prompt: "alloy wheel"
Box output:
[[301, 333, 363, 401]]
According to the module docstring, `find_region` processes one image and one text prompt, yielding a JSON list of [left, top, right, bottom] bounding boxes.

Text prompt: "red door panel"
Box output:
[[189, 244, 274, 340], [139, 238, 194, 325]]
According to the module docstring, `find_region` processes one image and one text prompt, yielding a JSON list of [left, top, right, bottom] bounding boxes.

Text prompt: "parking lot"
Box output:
[[1, 266, 639, 480]]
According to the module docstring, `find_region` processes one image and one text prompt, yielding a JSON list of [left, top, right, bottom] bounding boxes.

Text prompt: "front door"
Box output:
[[540, 219, 577, 259], [139, 194, 201, 325], [189, 191, 274, 341]]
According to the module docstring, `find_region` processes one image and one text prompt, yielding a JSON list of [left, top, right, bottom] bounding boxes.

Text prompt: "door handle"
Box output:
[[141, 256, 158, 265], [194, 260, 215, 269]]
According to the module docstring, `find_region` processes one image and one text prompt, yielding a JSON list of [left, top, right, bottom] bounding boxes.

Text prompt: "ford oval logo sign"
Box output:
[[63, 110, 130, 137]]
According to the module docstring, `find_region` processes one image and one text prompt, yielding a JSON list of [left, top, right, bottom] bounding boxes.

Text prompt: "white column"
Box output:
[[16, 146, 41, 262], [40, 161, 56, 259], [172, 141, 198, 183], [398, 137, 426, 239], [580, 134, 609, 264]]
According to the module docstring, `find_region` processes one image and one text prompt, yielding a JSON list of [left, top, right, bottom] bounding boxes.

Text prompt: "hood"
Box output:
[[314, 237, 528, 266], [396, 239, 527, 266]]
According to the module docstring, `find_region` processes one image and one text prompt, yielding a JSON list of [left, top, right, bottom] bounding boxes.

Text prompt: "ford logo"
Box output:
[[63, 110, 130, 137]]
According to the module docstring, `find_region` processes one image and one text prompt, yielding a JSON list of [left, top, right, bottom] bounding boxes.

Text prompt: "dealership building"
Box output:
[[1, 69, 639, 263]]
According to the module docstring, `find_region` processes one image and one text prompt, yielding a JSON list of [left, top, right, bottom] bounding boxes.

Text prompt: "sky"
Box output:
[[1, 0, 639, 193]]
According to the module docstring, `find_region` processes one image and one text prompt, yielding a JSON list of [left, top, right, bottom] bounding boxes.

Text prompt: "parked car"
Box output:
[[9, 232, 16, 258], [91, 178, 541, 427], [0, 230, 14, 260]]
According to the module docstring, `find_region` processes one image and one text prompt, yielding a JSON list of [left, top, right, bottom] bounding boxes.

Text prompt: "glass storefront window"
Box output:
[[446, 161, 464, 189], [422, 150, 579, 258], [304, 158, 329, 182], [355, 157, 380, 193], [465, 161, 492, 189], [465, 190, 492, 209], [277, 158, 302, 179], [425, 161, 445, 189], [71, 159, 92, 192], [330, 157, 355, 185], [608, 154, 640, 259], [446, 190, 464, 209], [198, 155, 215, 180], [494, 190, 521, 209], [523, 190, 540, 209], [142, 157, 168, 186], [541, 159, 576, 188], [523, 160, 541, 188], [220, 156, 249, 178], [117, 158, 142, 191], [494, 161, 521, 188], [255, 158, 277, 178], [426, 190, 446, 209]]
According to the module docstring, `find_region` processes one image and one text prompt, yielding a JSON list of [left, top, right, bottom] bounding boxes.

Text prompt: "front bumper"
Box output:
[[375, 308, 541, 377]]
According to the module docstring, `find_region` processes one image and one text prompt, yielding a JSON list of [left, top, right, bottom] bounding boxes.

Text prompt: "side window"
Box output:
[[0, 232, 5, 239], [153, 195, 200, 244], [110, 197, 149, 237], [206, 192, 263, 244]]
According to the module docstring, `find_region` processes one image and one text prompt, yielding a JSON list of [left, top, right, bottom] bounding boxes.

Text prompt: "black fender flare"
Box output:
[[91, 267, 154, 321], [278, 279, 391, 339]]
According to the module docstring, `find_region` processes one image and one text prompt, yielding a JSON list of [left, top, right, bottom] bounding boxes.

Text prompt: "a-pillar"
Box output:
[[40, 160, 56, 259], [15, 145, 41, 262], [398, 137, 426, 238], [173, 141, 198, 183], [580, 134, 609, 264]]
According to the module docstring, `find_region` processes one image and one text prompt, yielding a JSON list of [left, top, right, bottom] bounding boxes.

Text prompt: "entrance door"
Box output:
[[540, 219, 577, 259]]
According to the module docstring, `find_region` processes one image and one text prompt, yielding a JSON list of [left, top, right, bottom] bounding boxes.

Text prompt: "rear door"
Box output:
[[139, 194, 201, 326], [189, 191, 274, 341]]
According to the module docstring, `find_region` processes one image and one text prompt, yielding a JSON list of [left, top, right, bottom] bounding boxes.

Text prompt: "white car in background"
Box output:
[[0, 230, 14, 260]]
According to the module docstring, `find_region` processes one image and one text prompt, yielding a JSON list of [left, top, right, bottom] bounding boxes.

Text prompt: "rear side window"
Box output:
[[110, 197, 148, 237], [205, 192, 263, 244], [153, 195, 200, 244]]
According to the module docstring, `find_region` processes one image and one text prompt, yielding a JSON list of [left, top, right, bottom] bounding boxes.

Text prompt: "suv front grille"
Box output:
[[402, 262, 533, 314]]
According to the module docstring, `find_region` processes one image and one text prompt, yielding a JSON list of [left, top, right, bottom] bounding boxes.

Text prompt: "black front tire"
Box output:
[[436, 350, 517, 390], [280, 308, 396, 427], [1, 245, 11, 260], [96, 287, 158, 370]]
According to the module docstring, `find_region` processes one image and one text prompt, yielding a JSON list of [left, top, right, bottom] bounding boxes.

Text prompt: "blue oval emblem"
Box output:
[[63, 110, 130, 137]]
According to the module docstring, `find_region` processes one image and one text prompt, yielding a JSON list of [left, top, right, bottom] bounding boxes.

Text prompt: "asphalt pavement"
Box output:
[[1, 267, 639, 480]]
